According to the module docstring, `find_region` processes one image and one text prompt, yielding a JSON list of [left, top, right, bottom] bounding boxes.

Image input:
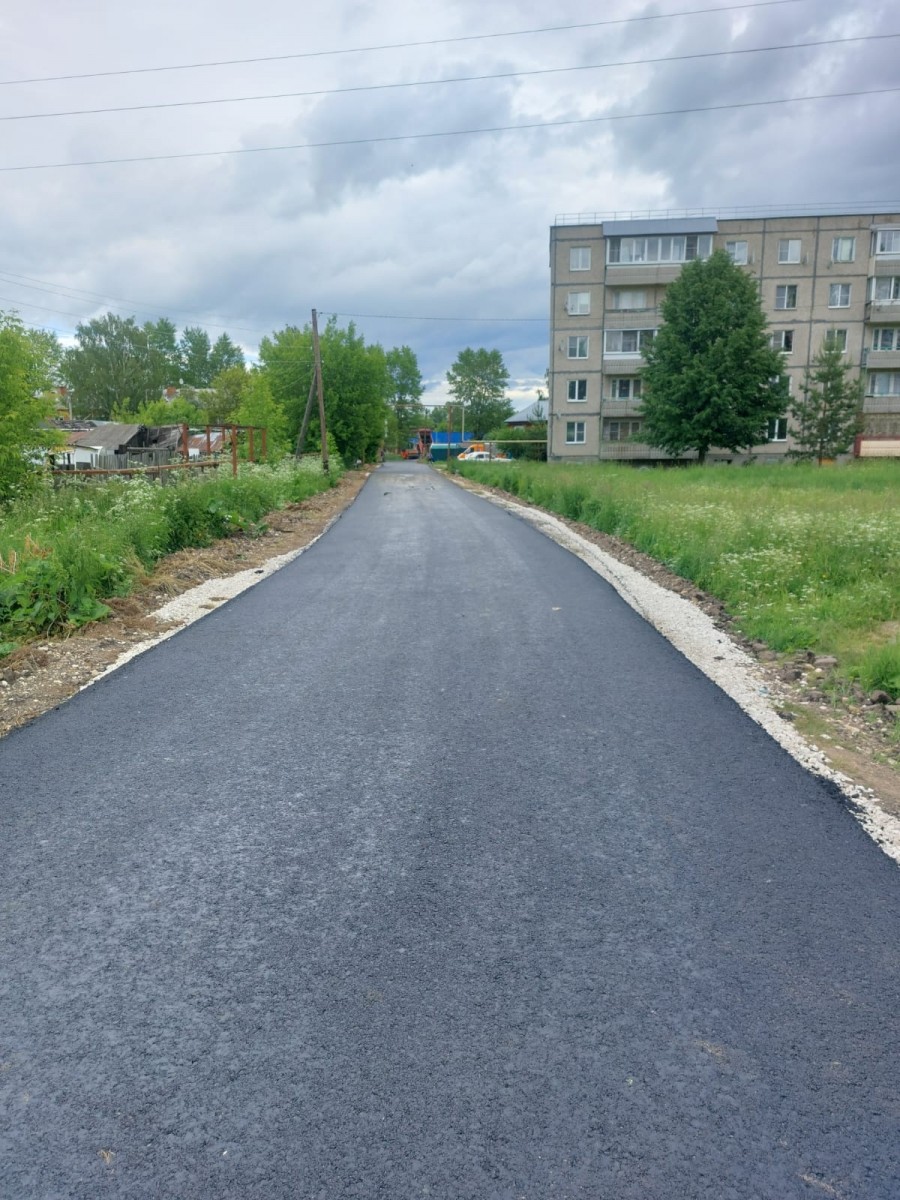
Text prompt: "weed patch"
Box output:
[[455, 460, 900, 699], [0, 457, 341, 651]]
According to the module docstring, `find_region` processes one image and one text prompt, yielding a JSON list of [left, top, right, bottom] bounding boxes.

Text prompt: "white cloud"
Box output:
[[0, 0, 895, 398]]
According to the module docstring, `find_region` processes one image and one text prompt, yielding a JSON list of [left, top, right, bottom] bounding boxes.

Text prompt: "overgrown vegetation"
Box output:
[[452, 459, 900, 700], [0, 459, 340, 654]]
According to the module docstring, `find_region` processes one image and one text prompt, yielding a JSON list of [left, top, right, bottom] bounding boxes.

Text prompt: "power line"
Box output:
[[2, 32, 891, 123], [0, 270, 270, 333], [320, 311, 546, 323], [0, 277, 545, 332], [0, 1, 806, 88], [1, 85, 895, 173]]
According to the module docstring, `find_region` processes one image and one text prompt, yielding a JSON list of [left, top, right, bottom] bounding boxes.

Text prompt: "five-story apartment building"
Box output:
[[548, 211, 900, 462]]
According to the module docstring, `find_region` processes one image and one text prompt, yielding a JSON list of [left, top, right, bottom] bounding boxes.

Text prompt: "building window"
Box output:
[[567, 335, 589, 359], [829, 283, 851, 308], [610, 377, 642, 399], [825, 329, 848, 352], [726, 240, 748, 265], [872, 328, 897, 351], [604, 419, 643, 442], [604, 329, 656, 354], [874, 230, 900, 255], [777, 239, 802, 264], [611, 289, 647, 310], [832, 236, 855, 262], [868, 372, 900, 396], [607, 234, 713, 264], [570, 247, 591, 271], [767, 417, 788, 441], [775, 284, 798, 310], [566, 291, 590, 315], [871, 276, 900, 302], [770, 330, 794, 352], [566, 421, 586, 444], [567, 378, 587, 401]]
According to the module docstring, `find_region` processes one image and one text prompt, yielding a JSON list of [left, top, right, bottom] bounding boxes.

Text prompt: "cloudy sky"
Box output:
[[0, 0, 897, 407]]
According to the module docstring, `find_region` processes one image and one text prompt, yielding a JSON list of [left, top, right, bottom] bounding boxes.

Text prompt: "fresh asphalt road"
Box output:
[[1, 462, 898, 1200]]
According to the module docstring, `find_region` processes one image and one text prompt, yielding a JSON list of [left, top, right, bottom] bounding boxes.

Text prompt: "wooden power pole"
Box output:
[[311, 309, 329, 474]]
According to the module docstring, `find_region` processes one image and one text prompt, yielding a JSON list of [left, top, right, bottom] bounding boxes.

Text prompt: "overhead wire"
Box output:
[[1, 86, 896, 172], [0, 273, 547, 330], [1, 33, 894, 122], [0, 0, 807, 87]]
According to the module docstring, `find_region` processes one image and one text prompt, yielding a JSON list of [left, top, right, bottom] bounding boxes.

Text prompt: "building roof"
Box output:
[[187, 431, 227, 453], [506, 401, 547, 425], [602, 217, 718, 236], [68, 423, 144, 451]]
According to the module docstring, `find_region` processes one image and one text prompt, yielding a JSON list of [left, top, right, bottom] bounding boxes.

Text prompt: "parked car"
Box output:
[[459, 450, 510, 462]]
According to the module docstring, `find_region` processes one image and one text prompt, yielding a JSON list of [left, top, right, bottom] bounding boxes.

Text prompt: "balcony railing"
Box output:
[[865, 299, 900, 321]]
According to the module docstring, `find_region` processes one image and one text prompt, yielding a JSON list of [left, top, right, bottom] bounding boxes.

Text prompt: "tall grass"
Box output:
[[0, 458, 340, 652], [455, 460, 900, 698]]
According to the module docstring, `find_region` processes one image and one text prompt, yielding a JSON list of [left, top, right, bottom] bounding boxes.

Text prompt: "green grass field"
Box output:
[[454, 460, 900, 701], [0, 458, 340, 654]]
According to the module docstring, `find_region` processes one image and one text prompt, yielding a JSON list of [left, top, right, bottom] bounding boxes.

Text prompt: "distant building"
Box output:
[[548, 209, 900, 462], [505, 401, 547, 427]]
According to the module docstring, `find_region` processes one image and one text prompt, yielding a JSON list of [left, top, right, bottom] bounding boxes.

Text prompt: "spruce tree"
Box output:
[[788, 335, 862, 464]]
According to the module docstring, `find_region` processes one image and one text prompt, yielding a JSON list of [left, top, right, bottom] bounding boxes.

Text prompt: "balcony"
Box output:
[[601, 356, 642, 374], [866, 300, 900, 322], [865, 350, 900, 370], [862, 395, 900, 413], [603, 308, 662, 329], [602, 399, 643, 417], [598, 441, 691, 461], [605, 264, 683, 286]]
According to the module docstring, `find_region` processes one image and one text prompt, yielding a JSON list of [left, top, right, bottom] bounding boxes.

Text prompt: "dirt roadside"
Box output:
[[2, 464, 898, 822]]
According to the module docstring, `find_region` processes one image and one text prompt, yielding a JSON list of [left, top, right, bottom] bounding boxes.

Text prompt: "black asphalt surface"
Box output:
[[1, 461, 898, 1200]]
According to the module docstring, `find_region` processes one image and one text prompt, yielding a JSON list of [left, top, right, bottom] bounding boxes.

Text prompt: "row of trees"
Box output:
[[0, 290, 535, 504], [640, 251, 862, 464]]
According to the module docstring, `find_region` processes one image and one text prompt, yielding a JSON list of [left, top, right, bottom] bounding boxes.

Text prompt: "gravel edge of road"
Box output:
[[81, 501, 352, 685]]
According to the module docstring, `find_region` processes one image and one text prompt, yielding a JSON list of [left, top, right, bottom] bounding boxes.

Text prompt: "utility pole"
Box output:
[[311, 309, 329, 474], [294, 373, 317, 458]]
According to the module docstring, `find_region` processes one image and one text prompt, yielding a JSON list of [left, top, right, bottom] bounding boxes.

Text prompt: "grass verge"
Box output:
[[0, 457, 341, 652], [453, 460, 900, 706]]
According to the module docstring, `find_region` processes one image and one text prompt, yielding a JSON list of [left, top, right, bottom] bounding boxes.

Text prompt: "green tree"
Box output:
[[640, 251, 788, 463], [486, 403, 548, 460], [143, 318, 180, 385], [788, 334, 863, 464], [0, 314, 60, 503], [63, 313, 167, 417], [234, 372, 289, 458], [115, 395, 203, 427], [208, 364, 250, 425], [260, 318, 391, 462], [446, 348, 513, 437], [22, 327, 64, 390], [386, 345, 425, 449], [209, 332, 244, 378], [178, 326, 212, 387]]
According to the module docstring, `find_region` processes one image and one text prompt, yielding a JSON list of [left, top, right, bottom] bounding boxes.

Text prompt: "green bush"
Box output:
[[0, 458, 342, 651]]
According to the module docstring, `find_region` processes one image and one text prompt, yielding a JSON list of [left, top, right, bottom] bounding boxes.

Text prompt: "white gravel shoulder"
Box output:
[[87, 540, 323, 685], [490, 494, 900, 866]]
